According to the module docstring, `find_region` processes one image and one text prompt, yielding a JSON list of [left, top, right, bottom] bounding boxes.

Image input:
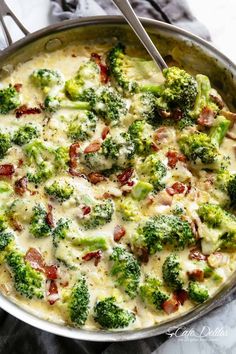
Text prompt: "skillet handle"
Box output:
[[0, 0, 29, 46]]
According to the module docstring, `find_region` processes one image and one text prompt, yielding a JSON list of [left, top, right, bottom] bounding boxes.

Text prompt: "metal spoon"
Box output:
[[112, 0, 168, 71]]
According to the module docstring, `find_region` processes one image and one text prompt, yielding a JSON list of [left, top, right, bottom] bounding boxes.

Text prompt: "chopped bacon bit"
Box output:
[[191, 219, 200, 239], [82, 250, 102, 266], [101, 126, 110, 140], [189, 248, 207, 261], [14, 176, 28, 196], [17, 159, 24, 168], [187, 269, 204, 282], [166, 182, 186, 196], [102, 192, 113, 199], [44, 265, 58, 280], [91, 53, 109, 84], [162, 297, 179, 314], [134, 247, 149, 263], [171, 108, 183, 121], [46, 204, 54, 228], [84, 141, 101, 154], [71, 53, 77, 58], [88, 172, 106, 184], [0, 164, 15, 177], [127, 180, 135, 187], [159, 110, 171, 119], [9, 217, 23, 232], [154, 127, 169, 142], [114, 225, 126, 242], [47, 280, 59, 305], [210, 94, 224, 109], [69, 168, 87, 178], [69, 142, 80, 169], [174, 289, 188, 306], [82, 206, 91, 216], [14, 83, 22, 92], [197, 106, 215, 127], [25, 248, 45, 271], [15, 104, 41, 118], [151, 142, 159, 152], [117, 168, 134, 186], [166, 150, 186, 169]]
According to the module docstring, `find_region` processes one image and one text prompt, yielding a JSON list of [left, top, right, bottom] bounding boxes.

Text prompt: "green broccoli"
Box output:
[[54, 146, 70, 171], [137, 154, 167, 192], [188, 281, 209, 303], [0, 85, 21, 114], [140, 277, 169, 310], [107, 43, 163, 94], [102, 137, 120, 159], [0, 214, 7, 232], [129, 92, 159, 124], [45, 181, 74, 202], [67, 111, 97, 141], [191, 74, 219, 119], [131, 181, 153, 201], [53, 218, 71, 246], [66, 277, 90, 327], [6, 250, 44, 299], [133, 215, 195, 255], [93, 296, 135, 329], [12, 124, 39, 146], [227, 175, 236, 206], [198, 203, 236, 254], [0, 231, 14, 264], [162, 254, 184, 291], [29, 204, 52, 238], [80, 199, 114, 230], [31, 69, 63, 90], [178, 131, 220, 166], [128, 120, 153, 155], [116, 197, 141, 222], [44, 95, 90, 113], [0, 131, 12, 159], [209, 115, 231, 147], [72, 237, 108, 251], [110, 247, 141, 298]]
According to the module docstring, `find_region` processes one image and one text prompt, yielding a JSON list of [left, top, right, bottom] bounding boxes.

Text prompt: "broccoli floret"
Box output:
[[65, 60, 100, 101], [67, 111, 97, 141], [0, 214, 7, 232], [137, 154, 167, 192], [66, 277, 90, 327], [92, 88, 127, 126], [102, 137, 120, 159], [0, 85, 21, 114], [162, 254, 184, 291], [133, 215, 195, 255], [110, 247, 141, 298], [0, 231, 14, 264], [80, 199, 114, 230], [6, 250, 44, 299], [227, 175, 236, 206], [188, 281, 209, 303], [191, 74, 219, 119], [128, 120, 153, 155], [107, 43, 162, 94], [94, 296, 135, 329], [157, 67, 197, 110], [44, 95, 90, 113], [0, 131, 12, 159], [116, 197, 140, 222], [29, 204, 52, 238], [198, 203, 236, 253], [73, 237, 108, 251], [209, 115, 231, 147], [140, 277, 169, 310], [53, 218, 71, 246], [12, 124, 39, 146], [27, 162, 54, 184], [131, 181, 153, 201], [54, 146, 70, 171], [45, 181, 74, 202], [130, 92, 159, 124], [31, 69, 63, 90], [178, 132, 219, 166]]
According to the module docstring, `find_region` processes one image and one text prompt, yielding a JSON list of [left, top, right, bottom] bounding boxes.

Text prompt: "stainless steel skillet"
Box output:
[[0, 0, 236, 342]]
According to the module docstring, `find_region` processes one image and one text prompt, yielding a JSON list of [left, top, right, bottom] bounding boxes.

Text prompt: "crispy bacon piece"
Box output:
[[82, 206, 91, 216], [47, 280, 59, 305], [101, 126, 110, 140], [166, 182, 186, 196], [117, 168, 134, 186], [162, 297, 179, 314], [151, 142, 159, 152], [82, 250, 102, 266], [154, 127, 169, 141], [25, 248, 45, 272], [44, 265, 58, 280], [15, 104, 41, 118], [17, 159, 24, 168], [171, 108, 183, 121], [189, 248, 207, 261], [187, 269, 204, 282], [210, 94, 224, 109], [46, 204, 54, 228], [0, 164, 15, 176], [88, 172, 106, 184], [14, 83, 22, 92], [91, 53, 109, 84], [114, 225, 126, 242], [14, 176, 28, 196], [69, 142, 80, 169], [84, 141, 101, 154], [174, 289, 188, 306], [197, 106, 215, 127], [159, 110, 171, 119], [166, 150, 186, 169], [134, 247, 149, 264], [9, 218, 23, 232]]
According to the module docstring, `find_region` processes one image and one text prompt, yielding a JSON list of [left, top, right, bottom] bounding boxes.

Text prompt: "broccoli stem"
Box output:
[[60, 100, 91, 110], [210, 115, 231, 147]]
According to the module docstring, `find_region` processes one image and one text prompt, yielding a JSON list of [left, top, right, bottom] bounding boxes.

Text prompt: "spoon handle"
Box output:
[[112, 0, 168, 70]]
